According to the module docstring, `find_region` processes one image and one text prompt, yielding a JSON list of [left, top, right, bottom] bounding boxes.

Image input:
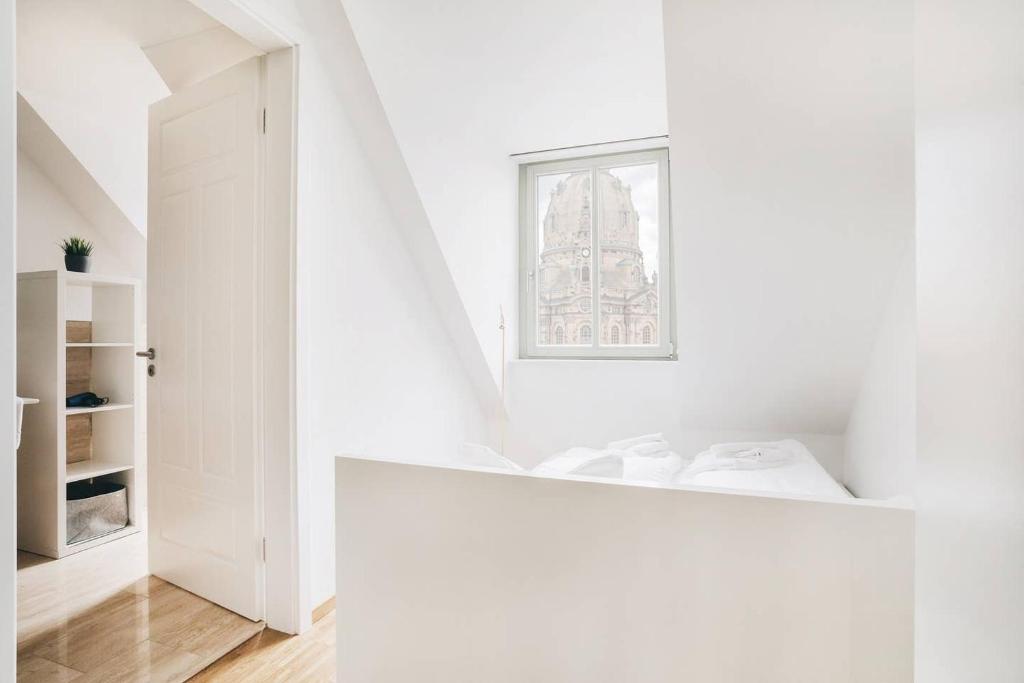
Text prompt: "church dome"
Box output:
[[542, 172, 591, 249], [542, 170, 640, 252], [597, 170, 640, 246]]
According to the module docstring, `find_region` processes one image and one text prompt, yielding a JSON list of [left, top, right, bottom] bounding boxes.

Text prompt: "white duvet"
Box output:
[[530, 438, 850, 499], [531, 434, 687, 485], [674, 439, 850, 499]]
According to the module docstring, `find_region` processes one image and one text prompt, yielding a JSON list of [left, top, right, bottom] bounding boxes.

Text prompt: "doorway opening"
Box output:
[[13, 0, 298, 678]]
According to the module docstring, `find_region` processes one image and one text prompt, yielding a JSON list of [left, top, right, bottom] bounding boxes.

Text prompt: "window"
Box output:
[[520, 147, 673, 358]]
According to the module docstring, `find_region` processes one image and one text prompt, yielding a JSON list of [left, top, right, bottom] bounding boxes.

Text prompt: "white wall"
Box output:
[[337, 457, 914, 682], [657, 0, 915, 469], [341, 0, 669, 387], [210, 0, 495, 610], [843, 250, 915, 499], [16, 150, 140, 277], [297, 50, 489, 606], [1, 0, 15, 676], [915, 0, 1024, 678], [340, 0, 915, 477], [503, 0, 914, 472], [506, 359, 846, 477], [15, 0, 492, 616]]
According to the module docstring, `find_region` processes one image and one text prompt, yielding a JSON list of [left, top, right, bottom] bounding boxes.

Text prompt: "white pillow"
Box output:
[[532, 447, 624, 479], [456, 443, 524, 471]]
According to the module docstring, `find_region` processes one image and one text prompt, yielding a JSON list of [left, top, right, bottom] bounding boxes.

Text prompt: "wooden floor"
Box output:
[[189, 609, 336, 682], [17, 533, 264, 682]]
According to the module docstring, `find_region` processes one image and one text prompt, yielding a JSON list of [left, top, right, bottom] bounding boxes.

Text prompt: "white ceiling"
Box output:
[[342, 0, 669, 156], [18, 0, 256, 234], [87, 0, 221, 48]]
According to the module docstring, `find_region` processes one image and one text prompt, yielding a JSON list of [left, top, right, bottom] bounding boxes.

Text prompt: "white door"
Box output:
[[147, 57, 263, 620]]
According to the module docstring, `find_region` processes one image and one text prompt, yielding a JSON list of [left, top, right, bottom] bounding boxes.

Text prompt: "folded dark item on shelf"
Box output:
[[66, 392, 110, 408]]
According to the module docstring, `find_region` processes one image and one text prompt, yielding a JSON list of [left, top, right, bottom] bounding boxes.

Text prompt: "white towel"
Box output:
[[621, 452, 685, 483], [710, 441, 792, 457], [532, 448, 624, 479], [681, 440, 799, 478], [607, 433, 664, 451]]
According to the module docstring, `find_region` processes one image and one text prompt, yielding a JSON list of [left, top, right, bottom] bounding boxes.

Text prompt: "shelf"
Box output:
[[66, 402, 133, 416], [62, 524, 139, 555], [66, 460, 134, 483], [66, 342, 134, 348], [17, 270, 141, 559]]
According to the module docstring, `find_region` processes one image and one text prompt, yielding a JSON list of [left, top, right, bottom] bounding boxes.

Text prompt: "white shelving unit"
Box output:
[[66, 403, 134, 416], [16, 270, 143, 558]]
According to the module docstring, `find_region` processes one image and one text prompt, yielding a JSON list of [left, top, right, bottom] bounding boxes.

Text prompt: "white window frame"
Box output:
[[519, 146, 674, 360]]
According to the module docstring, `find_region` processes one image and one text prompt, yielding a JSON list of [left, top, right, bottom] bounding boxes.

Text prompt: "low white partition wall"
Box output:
[[335, 456, 913, 683]]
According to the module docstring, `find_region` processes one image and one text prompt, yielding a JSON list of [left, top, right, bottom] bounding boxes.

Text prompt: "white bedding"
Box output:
[[530, 438, 850, 499], [531, 435, 687, 485], [674, 439, 850, 499]]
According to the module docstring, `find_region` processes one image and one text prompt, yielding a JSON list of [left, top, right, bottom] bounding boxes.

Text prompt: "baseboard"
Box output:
[[312, 596, 335, 623]]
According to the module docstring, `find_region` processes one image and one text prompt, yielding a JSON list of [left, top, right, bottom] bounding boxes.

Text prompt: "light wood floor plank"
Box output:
[[189, 609, 336, 681], [16, 655, 83, 682], [72, 639, 202, 683], [17, 533, 148, 645], [18, 532, 265, 682]]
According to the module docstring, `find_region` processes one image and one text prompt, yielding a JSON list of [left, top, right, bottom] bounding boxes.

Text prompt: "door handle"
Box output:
[[136, 348, 155, 360]]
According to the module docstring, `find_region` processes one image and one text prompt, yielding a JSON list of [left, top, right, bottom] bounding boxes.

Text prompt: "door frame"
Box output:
[[187, 1, 305, 635], [2, 0, 17, 677], [257, 47, 305, 634], [1, 2, 306, 674]]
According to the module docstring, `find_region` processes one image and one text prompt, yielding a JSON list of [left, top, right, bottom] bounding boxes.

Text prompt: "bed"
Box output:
[[473, 436, 851, 500]]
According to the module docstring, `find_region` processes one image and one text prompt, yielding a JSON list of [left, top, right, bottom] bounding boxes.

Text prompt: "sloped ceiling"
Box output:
[[341, 0, 913, 446], [17, 94, 145, 275], [17, 0, 255, 235], [142, 25, 262, 93], [341, 0, 669, 387]]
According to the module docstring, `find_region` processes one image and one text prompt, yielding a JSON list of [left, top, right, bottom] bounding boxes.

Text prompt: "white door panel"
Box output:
[[147, 57, 262, 620]]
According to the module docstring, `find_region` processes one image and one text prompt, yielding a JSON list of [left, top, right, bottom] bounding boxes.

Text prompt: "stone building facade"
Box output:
[[537, 169, 658, 346]]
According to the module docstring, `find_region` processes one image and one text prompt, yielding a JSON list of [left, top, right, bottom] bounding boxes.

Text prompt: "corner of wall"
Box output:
[[843, 247, 916, 499]]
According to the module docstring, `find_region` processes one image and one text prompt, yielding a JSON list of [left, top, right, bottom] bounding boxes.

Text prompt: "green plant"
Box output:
[[59, 236, 94, 256]]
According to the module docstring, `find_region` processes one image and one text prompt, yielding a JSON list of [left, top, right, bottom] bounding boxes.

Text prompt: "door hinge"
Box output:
[[261, 108, 267, 134], [262, 537, 267, 561]]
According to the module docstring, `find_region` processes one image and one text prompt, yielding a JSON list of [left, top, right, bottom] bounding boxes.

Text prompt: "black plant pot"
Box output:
[[64, 254, 90, 273]]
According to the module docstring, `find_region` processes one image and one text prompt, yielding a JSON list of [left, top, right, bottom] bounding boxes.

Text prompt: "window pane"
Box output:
[[597, 163, 659, 345], [536, 170, 593, 346]]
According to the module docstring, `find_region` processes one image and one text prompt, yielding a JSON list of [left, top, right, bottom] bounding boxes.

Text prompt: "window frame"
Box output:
[[519, 147, 674, 360]]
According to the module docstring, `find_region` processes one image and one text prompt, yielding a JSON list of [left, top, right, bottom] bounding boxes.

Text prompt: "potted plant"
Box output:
[[59, 236, 93, 273]]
